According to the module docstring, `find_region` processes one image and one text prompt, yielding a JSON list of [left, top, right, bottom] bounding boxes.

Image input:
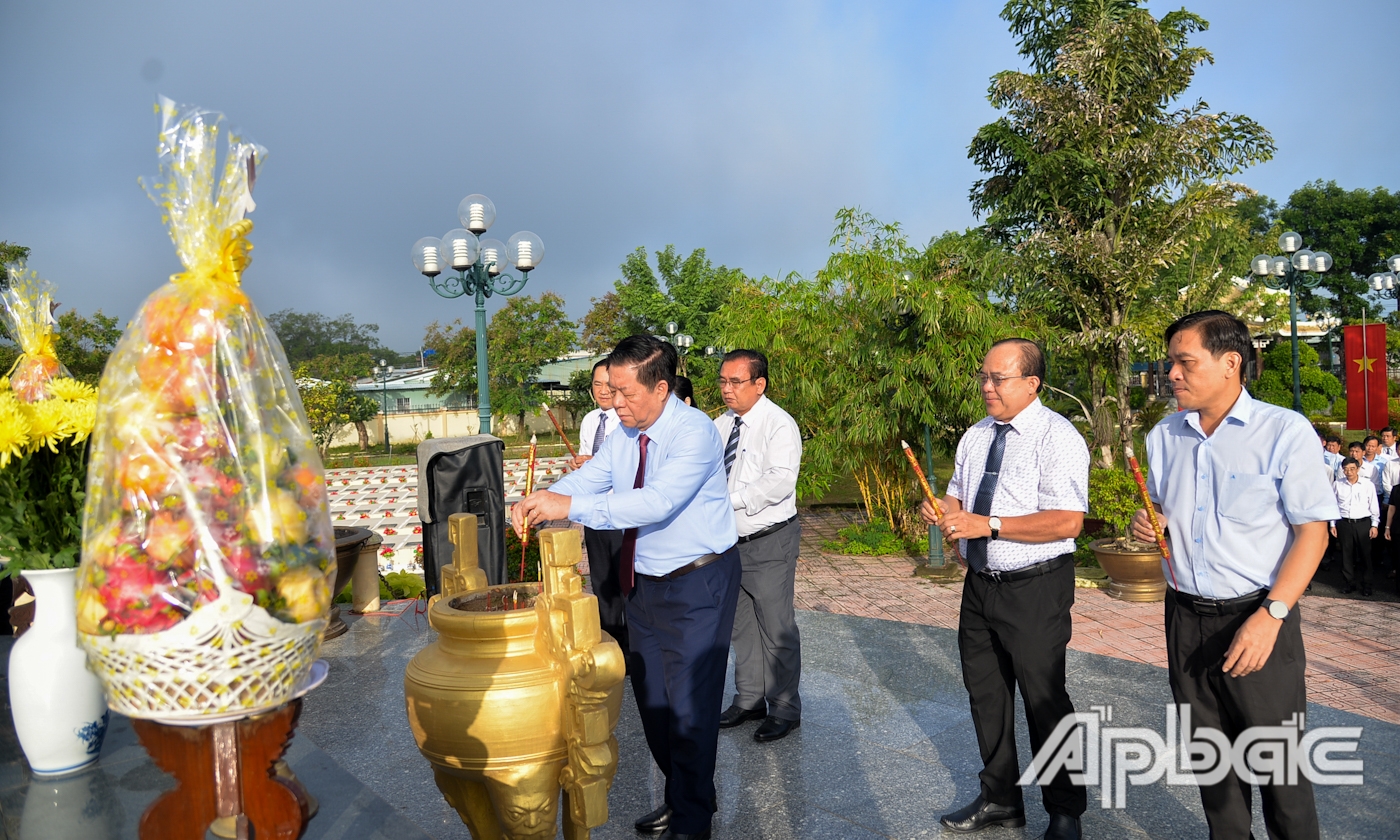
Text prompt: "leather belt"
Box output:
[[975, 552, 1072, 583], [1171, 588, 1267, 617], [737, 515, 797, 544], [635, 546, 735, 582]]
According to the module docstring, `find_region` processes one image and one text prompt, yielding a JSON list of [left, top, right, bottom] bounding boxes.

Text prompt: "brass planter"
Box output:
[[404, 516, 624, 840], [1090, 537, 1166, 603]]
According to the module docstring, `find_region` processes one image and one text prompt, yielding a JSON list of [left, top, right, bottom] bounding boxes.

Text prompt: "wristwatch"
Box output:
[[1261, 598, 1289, 620], [988, 516, 1002, 540]]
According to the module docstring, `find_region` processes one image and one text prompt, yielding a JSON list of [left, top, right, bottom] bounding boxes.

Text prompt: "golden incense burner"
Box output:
[[404, 514, 625, 839]]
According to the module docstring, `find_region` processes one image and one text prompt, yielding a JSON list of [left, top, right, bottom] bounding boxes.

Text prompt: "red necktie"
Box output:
[[618, 434, 649, 595]]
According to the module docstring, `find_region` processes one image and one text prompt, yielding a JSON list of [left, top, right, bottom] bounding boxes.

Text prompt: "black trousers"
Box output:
[[627, 547, 741, 835], [1165, 595, 1318, 840], [584, 526, 628, 652], [958, 555, 1086, 818], [1337, 516, 1372, 588]]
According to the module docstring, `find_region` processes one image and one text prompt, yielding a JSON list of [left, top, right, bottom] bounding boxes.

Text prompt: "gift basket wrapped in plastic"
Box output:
[[77, 98, 334, 721], [1, 267, 71, 403]]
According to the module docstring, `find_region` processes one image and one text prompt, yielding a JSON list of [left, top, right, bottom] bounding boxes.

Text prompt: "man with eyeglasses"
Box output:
[[920, 338, 1089, 840], [712, 349, 804, 743]]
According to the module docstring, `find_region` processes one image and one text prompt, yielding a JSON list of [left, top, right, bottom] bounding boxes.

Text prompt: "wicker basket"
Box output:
[[79, 581, 325, 721]]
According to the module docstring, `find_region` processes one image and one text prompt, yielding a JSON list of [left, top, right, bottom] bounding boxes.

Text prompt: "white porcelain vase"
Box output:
[[9, 567, 109, 777]]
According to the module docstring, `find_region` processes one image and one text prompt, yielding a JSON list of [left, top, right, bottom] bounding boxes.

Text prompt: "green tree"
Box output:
[[1252, 340, 1341, 416], [487, 293, 577, 429], [294, 365, 354, 456], [0, 241, 30, 275], [54, 310, 123, 385], [266, 309, 405, 365], [969, 0, 1274, 460], [561, 367, 598, 423], [1277, 181, 1400, 321], [582, 246, 747, 405], [716, 209, 1009, 518], [422, 319, 478, 398], [580, 291, 642, 355]]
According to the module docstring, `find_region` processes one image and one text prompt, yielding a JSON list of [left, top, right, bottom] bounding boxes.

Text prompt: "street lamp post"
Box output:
[[1250, 231, 1333, 413], [411, 194, 544, 435], [1366, 254, 1400, 305], [656, 321, 695, 375], [371, 359, 394, 456]]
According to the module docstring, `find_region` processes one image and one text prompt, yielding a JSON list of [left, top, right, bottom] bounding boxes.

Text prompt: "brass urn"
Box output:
[[404, 514, 625, 840], [1089, 537, 1166, 602]]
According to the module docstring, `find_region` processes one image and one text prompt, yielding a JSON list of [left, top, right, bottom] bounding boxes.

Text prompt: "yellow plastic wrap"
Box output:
[[1, 267, 72, 403], [76, 98, 332, 719]]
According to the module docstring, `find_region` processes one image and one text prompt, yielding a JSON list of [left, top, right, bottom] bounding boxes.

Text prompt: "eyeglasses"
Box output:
[[974, 373, 1031, 388], [718, 377, 756, 389]]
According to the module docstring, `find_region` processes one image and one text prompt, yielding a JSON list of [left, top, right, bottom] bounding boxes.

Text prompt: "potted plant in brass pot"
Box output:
[[1087, 467, 1166, 602]]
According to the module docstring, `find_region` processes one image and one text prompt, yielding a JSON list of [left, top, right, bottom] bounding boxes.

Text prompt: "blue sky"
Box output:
[[2, 1, 1396, 351]]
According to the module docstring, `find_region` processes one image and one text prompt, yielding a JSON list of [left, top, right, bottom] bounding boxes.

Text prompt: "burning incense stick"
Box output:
[[521, 434, 538, 580], [900, 440, 944, 518], [1126, 452, 1179, 591], [542, 403, 578, 458]]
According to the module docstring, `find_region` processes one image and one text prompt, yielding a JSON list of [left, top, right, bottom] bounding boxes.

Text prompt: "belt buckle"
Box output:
[[1194, 599, 1221, 616], [984, 569, 1004, 582]]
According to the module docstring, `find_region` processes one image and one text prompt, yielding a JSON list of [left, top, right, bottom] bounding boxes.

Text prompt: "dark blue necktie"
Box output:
[[966, 423, 1011, 573], [724, 417, 742, 476]]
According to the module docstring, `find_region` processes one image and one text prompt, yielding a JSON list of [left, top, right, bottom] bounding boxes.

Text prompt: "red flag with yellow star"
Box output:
[[1344, 323, 1387, 430]]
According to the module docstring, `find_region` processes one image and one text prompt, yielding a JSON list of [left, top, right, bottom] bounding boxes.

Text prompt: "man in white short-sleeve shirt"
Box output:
[[921, 338, 1089, 840]]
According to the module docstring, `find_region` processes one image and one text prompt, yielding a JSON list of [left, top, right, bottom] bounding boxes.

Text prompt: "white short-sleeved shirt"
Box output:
[[946, 398, 1089, 571]]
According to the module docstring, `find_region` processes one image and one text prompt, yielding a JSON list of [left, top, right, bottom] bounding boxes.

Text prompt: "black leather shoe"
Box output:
[[634, 805, 672, 834], [1363, 585, 1374, 596], [1042, 813, 1081, 840], [718, 703, 766, 728], [657, 830, 710, 840], [939, 795, 1026, 833], [754, 716, 799, 742], [1342, 586, 1357, 594]]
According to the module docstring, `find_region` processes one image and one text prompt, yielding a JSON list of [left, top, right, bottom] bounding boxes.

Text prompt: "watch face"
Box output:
[[989, 517, 1001, 530], [1268, 600, 1288, 620]]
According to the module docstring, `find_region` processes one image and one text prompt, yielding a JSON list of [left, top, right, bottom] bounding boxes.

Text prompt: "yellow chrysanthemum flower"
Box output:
[[20, 399, 72, 454], [65, 398, 97, 445], [48, 378, 96, 403], [0, 402, 30, 468]]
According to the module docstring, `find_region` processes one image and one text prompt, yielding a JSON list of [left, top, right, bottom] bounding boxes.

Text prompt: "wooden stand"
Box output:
[[132, 699, 311, 840]]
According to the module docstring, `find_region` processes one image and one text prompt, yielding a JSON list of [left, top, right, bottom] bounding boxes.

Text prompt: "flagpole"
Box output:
[[1363, 308, 1371, 433]]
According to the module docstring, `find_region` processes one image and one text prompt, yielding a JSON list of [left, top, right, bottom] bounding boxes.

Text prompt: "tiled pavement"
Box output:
[[324, 463, 1400, 725], [791, 509, 1400, 725]]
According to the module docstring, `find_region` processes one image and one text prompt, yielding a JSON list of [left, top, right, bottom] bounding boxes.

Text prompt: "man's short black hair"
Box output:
[[989, 338, 1045, 393], [1365, 434, 1380, 446], [673, 375, 694, 404], [1384, 427, 1396, 436], [1349, 441, 1365, 451], [1342, 456, 1361, 470], [1164, 310, 1252, 384], [721, 349, 769, 383], [1326, 433, 1343, 444], [608, 335, 677, 393], [591, 357, 610, 376]]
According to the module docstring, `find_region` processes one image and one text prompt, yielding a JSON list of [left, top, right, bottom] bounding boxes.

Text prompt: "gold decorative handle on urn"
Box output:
[[406, 513, 624, 840]]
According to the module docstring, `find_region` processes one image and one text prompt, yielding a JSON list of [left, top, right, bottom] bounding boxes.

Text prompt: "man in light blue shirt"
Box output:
[[1133, 310, 1338, 840], [512, 335, 738, 840]]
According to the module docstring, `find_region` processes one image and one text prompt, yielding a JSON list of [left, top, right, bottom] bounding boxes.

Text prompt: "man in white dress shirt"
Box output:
[[1332, 457, 1378, 596], [1381, 427, 1398, 458], [713, 350, 804, 743], [1133, 310, 1338, 839], [572, 359, 628, 653], [920, 338, 1089, 840]]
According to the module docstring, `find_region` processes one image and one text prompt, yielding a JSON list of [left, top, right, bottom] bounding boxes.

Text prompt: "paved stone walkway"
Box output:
[[791, 509, 1400, 725]]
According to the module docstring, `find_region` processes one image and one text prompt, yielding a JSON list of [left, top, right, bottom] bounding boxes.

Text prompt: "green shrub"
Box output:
[[1088, 468, 1141, 541], [382, 571, 426, 600], [822, 520, 926, 556]]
